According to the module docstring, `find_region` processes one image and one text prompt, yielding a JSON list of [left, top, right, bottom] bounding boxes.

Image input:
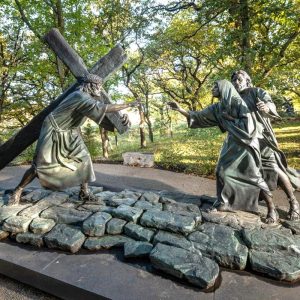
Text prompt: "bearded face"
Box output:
[[90, 82, 102, 97], [80, 81, 102, 96], [231, 74, 248, 92]]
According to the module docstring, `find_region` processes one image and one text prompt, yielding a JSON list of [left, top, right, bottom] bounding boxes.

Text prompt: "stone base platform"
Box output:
[[0, 241, 210, 300], [0, 186, 300, 298]]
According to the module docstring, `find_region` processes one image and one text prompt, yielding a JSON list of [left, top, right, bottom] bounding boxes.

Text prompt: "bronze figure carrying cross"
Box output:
[[0, 28, 130, 170], [7, 29, 139, 205]]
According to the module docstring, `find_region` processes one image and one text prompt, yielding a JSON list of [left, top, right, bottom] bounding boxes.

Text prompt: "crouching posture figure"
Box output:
[[9, 74, 138, 205], [168, 79, 278, 223]]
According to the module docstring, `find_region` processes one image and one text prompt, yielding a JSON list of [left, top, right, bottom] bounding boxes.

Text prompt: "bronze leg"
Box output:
[[78, 182, 97, 202], [79, 182, 89, 198], [8, 166, 37, 206], [260, 190, 278, 223], [277, 169, 299, 220]]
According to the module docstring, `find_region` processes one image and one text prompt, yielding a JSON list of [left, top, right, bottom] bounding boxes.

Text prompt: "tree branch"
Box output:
[[14, 0, 43, 41], [261, 22, 300, 79]]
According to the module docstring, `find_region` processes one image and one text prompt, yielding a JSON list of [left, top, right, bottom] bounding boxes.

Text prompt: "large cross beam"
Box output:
[[0, 29, 128, 170], [44, 29, 128, 134]]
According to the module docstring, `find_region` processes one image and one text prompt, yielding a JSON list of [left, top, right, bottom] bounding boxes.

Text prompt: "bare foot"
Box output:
[[217, 203, 234, 212], [206, 207, 217, 213], [265, 209, 279, 224], [7, 189, 22, 206], [287, 198, 300, 221], [206, 202, 233, 213]]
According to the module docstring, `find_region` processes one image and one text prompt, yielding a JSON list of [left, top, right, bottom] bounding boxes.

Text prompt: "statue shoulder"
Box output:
[[242, 87, 271, 102], [70, 90, 95, 102], [71, 90, 86, 99], [254, 87, 272, 102]]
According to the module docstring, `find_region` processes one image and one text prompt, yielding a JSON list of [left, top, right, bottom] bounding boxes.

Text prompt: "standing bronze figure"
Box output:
[[231, 70, 300, 220], [168, 80, 278, 223], [8, 74, 138, 205]]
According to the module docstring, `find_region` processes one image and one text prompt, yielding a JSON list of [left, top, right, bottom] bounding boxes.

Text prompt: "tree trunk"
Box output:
[[159, 107, 165, 137], [145, 115, 154, 142], [100, 127, 109, 159], [0, 95, 4, 123], [239, 0, 252, 74], [139, 107, 146, 148], [140, 127, 146, 148], [55, 0, 67, 90], [169, 117, 173, 138], [229, 0, 252, 74], [148, 123, 154, 142], [114, 133, 118, 147]]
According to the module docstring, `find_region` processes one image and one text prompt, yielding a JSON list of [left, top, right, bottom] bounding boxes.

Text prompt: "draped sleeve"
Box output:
[[78, 92, 108, 124], [188, 104, 222, 130], [256, 88, 280, 119], [220, 98, 263, 147]]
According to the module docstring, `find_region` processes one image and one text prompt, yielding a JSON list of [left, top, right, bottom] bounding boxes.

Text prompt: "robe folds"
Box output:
[[34, 90, 107, 190], [239, 87, 300, 191], [188, 80, 270, 212]]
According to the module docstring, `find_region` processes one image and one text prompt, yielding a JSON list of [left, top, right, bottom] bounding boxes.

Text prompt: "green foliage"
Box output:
[[8, 119, 299, 178], [1, 0, 300, 171], [82, 122, 102, 158], [273, 119, 300, 168], [10, 143, 36, 165]]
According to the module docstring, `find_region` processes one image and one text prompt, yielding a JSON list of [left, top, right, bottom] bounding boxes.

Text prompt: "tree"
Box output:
[[152, 0, 300, 99], [1, 0, 146, 156], [123, 50, 147, 147]]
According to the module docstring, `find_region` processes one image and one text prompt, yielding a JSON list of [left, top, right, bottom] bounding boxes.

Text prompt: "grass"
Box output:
[[273, 119, 300, 169], [105, 119, 300, 178], [107, 126, 224, 178], [9, 119, 300, 179]]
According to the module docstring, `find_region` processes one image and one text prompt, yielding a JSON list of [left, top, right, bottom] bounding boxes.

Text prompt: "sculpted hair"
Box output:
[[78, 74, 103, 94], [79, 82, 101, 94], [231, 70, 253, 87]]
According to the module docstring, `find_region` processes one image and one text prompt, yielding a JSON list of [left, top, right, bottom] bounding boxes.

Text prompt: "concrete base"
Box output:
[[1, 165, 300, 299], [0, 241, 211, 300], [1, 240, 300, 300]]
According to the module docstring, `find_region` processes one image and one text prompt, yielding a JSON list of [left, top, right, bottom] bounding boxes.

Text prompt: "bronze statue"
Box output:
[[168, 80, 278, 223], [8, 74, 138, 205], [231, 70, 300, 220]]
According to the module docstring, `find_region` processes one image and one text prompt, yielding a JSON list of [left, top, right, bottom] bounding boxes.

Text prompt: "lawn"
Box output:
[[11, 119, 300, 179], [106, 119, 300, 178]]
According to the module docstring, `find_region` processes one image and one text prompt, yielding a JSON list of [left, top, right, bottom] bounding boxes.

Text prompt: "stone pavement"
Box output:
[[0, 164, 299, 299], [1, 164, 297, 206]]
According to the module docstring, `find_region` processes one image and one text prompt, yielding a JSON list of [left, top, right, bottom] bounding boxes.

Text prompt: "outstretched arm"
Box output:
[[167, 101, 189, 118], [105, 101, 139, 113], [168, 101, 220, 129]]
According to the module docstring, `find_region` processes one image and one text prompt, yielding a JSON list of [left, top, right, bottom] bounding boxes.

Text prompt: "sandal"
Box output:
[[7, 188, 22, 206], [78, 191, 98, 203], [205, 199, 220, 213], [265, 209, 279, 224], [287, 198, 300, 221]]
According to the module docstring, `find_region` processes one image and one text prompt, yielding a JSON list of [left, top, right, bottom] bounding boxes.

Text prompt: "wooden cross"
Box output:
[[0, 28, 129, 170]]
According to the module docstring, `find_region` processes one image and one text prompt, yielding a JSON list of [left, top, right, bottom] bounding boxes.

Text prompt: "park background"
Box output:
[[1, 0, 299, 178]]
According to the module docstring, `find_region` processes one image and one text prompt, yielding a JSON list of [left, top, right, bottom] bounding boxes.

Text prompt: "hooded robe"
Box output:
[[239, 87, 300, 191], [34, 90, 107, 190], [188, 80, 270, 212]]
